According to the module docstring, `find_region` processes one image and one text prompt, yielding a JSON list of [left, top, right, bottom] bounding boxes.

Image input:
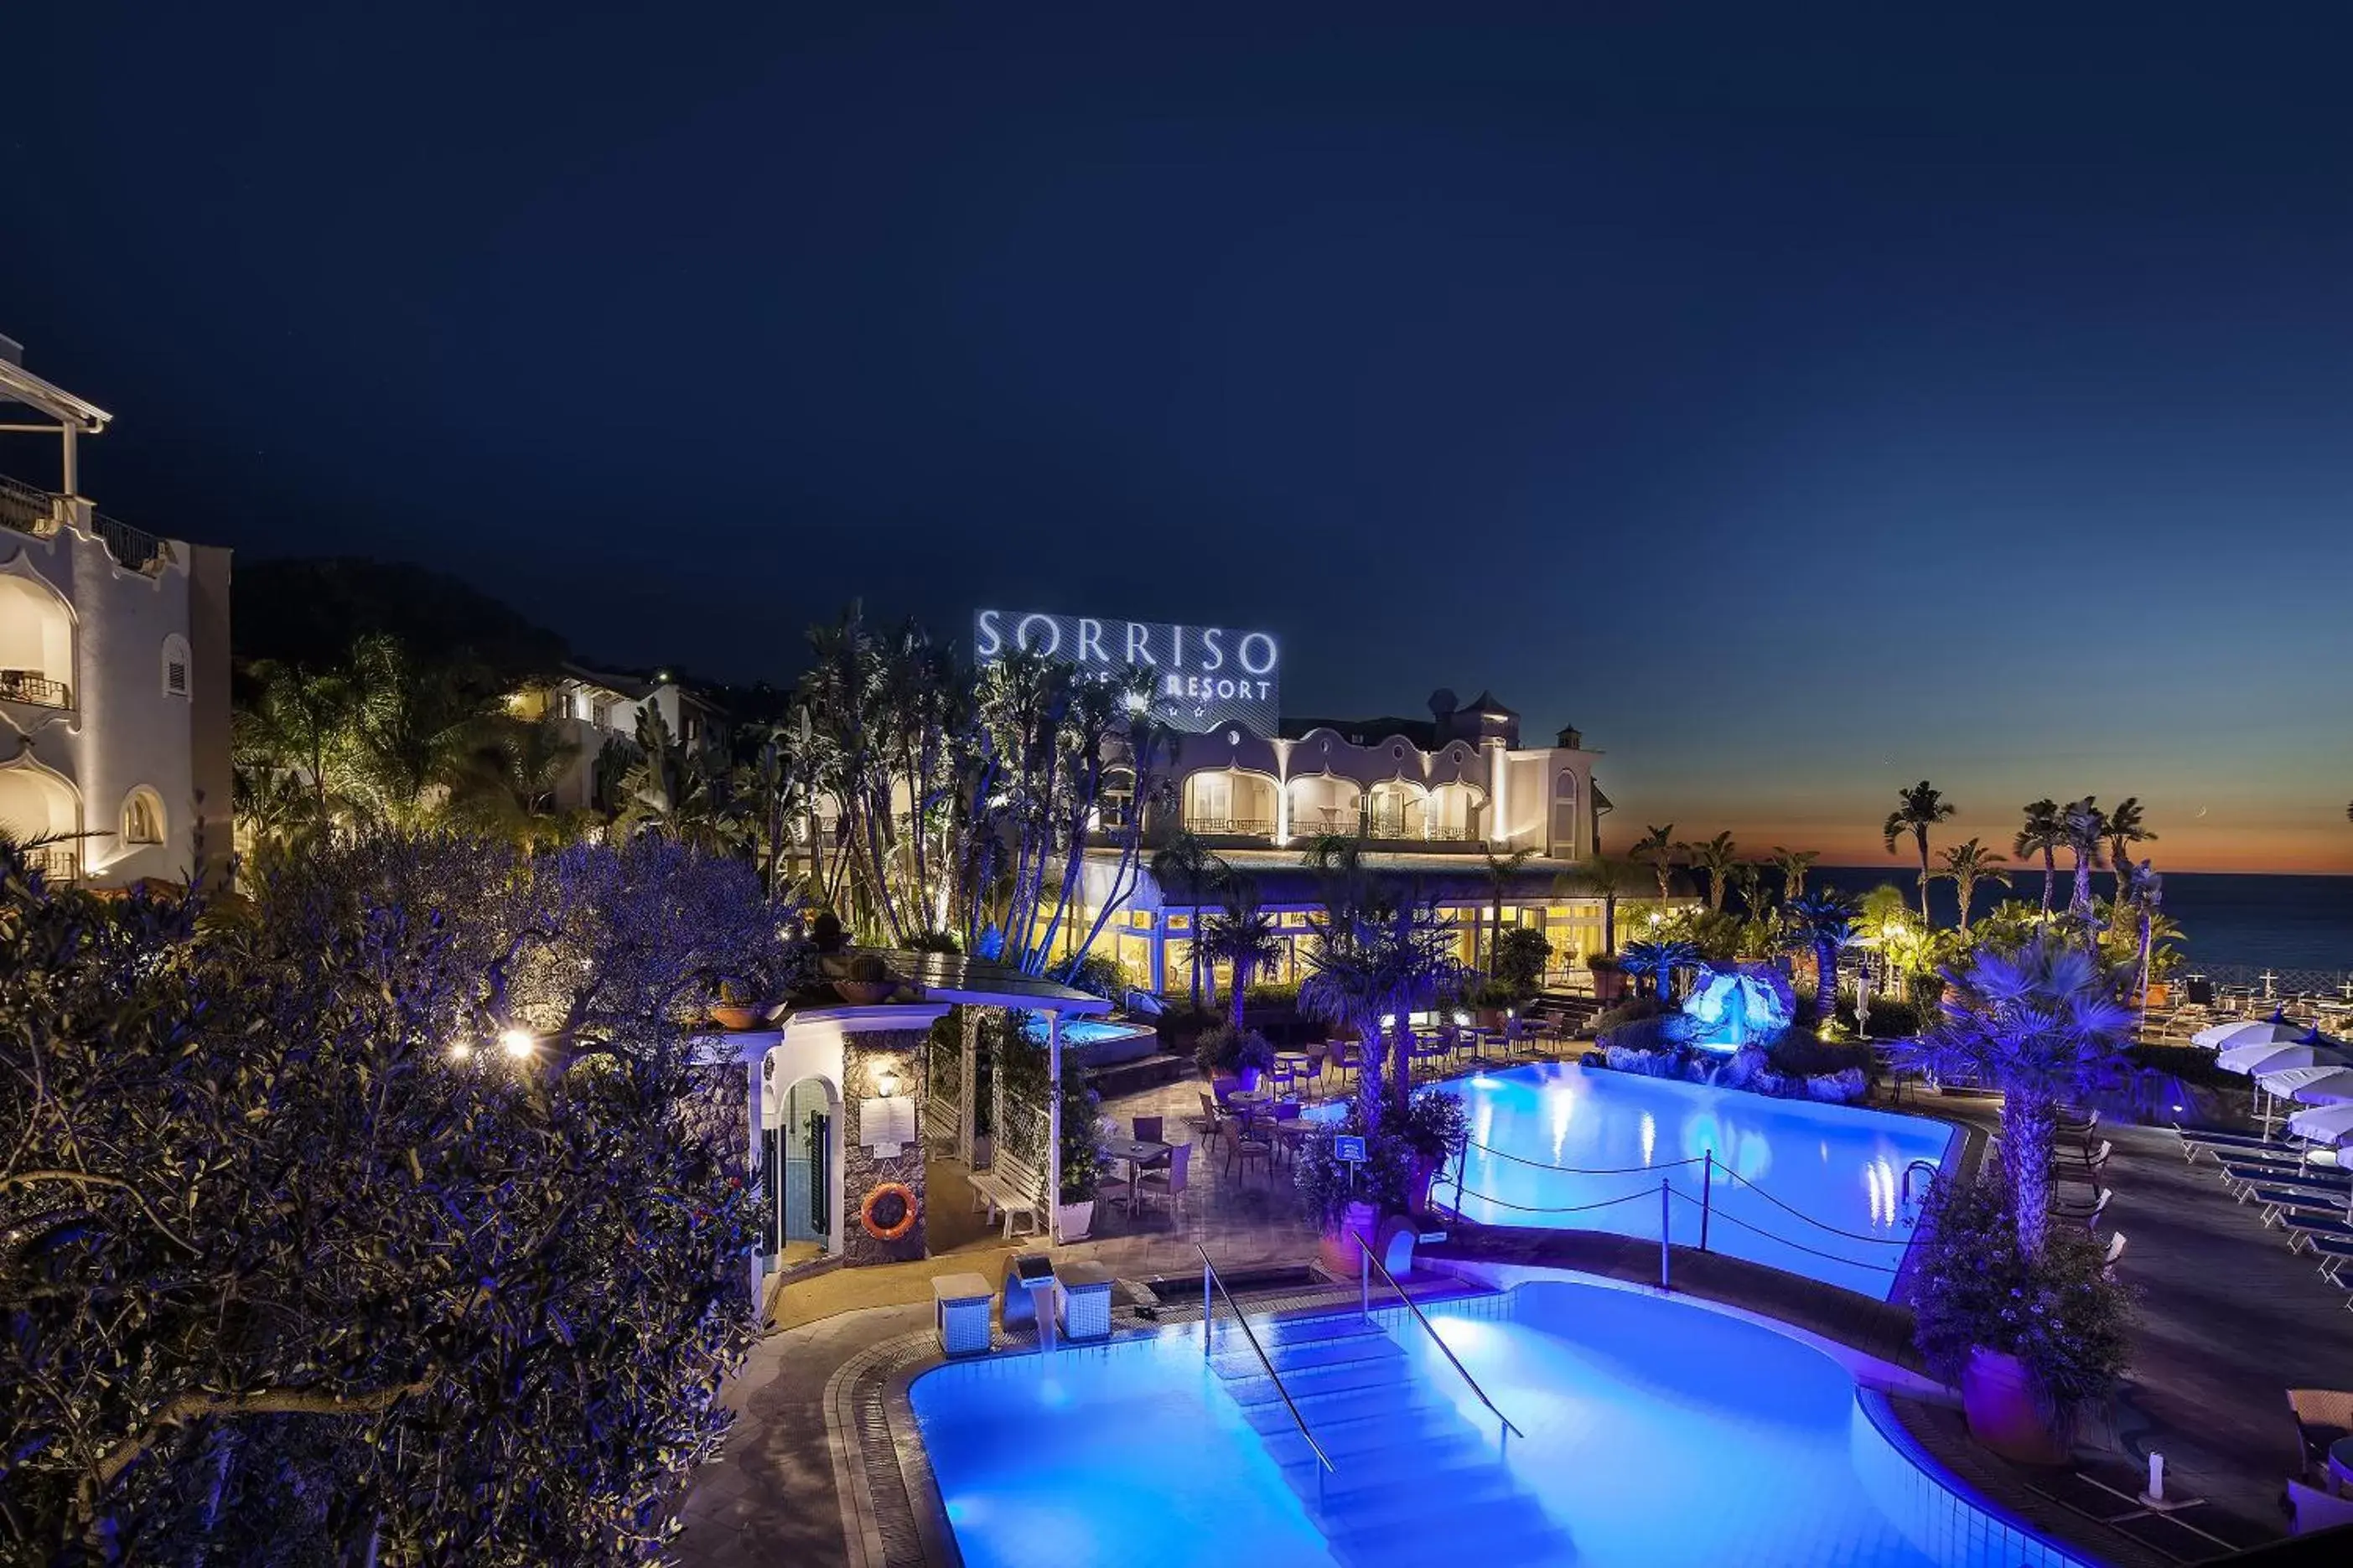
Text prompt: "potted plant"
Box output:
[[1392, 1088, 1470, 1215], [1587, 953, 1629, 1004], [709, 975, 771, 1032], [1054, 1074, 1108, 1242], [1295, 1110, 1399, 1276], [1911, 1173, 2131, 1464], [1233, 1030, 1276, 1092], [832, 953, 899, 1006]]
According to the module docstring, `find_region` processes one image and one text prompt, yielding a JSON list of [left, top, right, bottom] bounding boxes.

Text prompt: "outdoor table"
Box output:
[[1101, 1136, 1171, 1213], [2330, 1436, 2353, 1496]]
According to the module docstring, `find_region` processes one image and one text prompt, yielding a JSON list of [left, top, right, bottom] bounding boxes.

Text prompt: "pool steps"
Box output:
[[1209, 1309, 1573, 1566]]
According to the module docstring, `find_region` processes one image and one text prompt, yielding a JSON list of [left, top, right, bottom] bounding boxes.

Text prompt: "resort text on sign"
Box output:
[[972, 610, 1280, 736]]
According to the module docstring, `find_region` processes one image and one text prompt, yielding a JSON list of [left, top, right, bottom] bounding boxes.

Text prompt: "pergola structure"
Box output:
[[723, 952, 1110, 1295]]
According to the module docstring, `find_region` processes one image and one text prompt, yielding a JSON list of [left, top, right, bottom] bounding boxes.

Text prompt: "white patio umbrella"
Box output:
[[2283, 1102, 2353, 1216], [2195, 1011, 2299, 1050], [2218, 1041, 2351, 1077], [2280, 1068, 2353, 1107]]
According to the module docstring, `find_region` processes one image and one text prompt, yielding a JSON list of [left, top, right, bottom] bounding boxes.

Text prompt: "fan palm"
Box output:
[[1882, 781, 1957, 925], [1618, 938, 1700, 1003], [1771, 846, 1818, 903], [2012, 800, 2065, 917], [1935, 839, 2010, 934], [1149, 831, 1228, 1007], [1905, 938, 2133, 1257], [1781, 890, 1860, 1025], [2117, 858, 2166, 1013], [1196, 880, 1286, 1032]]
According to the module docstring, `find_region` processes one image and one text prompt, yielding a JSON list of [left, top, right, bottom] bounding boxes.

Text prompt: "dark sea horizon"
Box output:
[[1802, 866, 2353, 975]]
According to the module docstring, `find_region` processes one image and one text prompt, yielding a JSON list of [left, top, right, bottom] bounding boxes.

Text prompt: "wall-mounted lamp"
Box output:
[[876, 1067, 901, 1099]]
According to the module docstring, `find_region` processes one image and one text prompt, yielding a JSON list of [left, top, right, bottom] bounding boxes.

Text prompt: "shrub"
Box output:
[[1293, 1105, 1418, 1228], [906, 929, 962, 954], [1766, 1031, 1875, 1080], [1600, 1012, 1682, 1056], [1192, 1025, 1276, 1078], [1836, 991, 1926, 1039], [1910, 1174, 2132, 1405], [1594, 995, 1667, 1035], [1493, 927, 1552, 993], [1059, 1072, 1107, 1203], [1048, 950, 1130, 1002], [1242, 980, 1301, 1007]]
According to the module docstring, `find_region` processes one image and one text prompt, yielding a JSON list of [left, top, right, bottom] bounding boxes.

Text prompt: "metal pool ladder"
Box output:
[[1197, 1244, 1335, 1503], [1355, 1235, 1525, 1455]]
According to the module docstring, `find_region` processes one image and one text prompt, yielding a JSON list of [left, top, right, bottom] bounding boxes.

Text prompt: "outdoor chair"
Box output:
[[1132, 1115, 1164, 1144], [1268, 1062, 1296, 1098], [1135, 1142, 1192, 1217], [1226, 1116, 1273, 1182], [1303, 1051, 1327, 1100], [2285, 1389, 2353, 1481], [2051, 1188, 2112, 1231], [2099, 1231, 2127, 1281], [1191, 1093, 1226, 1154]]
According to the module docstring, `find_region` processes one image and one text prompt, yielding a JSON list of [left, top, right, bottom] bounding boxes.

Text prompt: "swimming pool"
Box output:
[[1024, 1016, 1159, 1065], [1439, 1063, 1959, 1299], [911, 1280, 2087, 1568]]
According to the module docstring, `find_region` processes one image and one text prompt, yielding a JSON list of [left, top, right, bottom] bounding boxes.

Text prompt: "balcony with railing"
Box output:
[[0, 669, 71, 710], [94, 511, 172, 574], [21, 845, 77, 883], [1184, 815, 1278, 839], [1, 473, 58, 537]]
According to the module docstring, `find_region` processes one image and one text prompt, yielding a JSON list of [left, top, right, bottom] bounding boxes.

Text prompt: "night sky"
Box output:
[[6, 5, 2350, 871]]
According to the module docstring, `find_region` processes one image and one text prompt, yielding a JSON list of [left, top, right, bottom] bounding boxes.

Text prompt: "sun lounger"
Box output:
[[2217, 1162, 2347, 1199], [2303, 1234, 2353, 1286], [2247, 1188, 2353, 1228], [2277, 1211, 2353, 1253], [2169, 1121, 2288, 1162]]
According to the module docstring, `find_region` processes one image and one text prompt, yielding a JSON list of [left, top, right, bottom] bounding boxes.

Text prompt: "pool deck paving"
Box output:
[[676, 1061, 2353, 1567]]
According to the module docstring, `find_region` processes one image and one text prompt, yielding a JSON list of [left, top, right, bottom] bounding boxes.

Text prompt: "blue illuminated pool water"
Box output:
[[912, 1281, 2086, 1568], [1441, 1064, 1958, 1300]]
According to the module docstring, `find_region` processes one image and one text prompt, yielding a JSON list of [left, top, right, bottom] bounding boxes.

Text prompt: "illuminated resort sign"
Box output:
[[973, 610, 1279, 735]]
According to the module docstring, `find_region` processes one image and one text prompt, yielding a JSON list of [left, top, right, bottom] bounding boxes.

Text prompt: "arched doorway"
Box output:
[[778, 1076, 838, 1259]]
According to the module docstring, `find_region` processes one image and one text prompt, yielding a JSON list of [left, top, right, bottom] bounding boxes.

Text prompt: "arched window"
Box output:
[[122, 788, 165, 846], [1552, 771, 1579, 851], [161, 634, 192, 699], [1098, 766, 1138, 830]]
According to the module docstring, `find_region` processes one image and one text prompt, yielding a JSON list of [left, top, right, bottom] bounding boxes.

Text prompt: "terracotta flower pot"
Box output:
[[1960, 1347, 2071, 1465], [832, 980, 896, 1005], [1317, 1201, 1380, 1276], [709, 1002, 772, 1031]]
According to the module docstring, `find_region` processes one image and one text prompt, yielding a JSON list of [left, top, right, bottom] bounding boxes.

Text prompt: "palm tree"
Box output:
[[2012, 800, 2065, 917], [1908, 937, 2133, 1258], [1771, 846, 1818, 903], [1300, 889, 1463, 1126], [1478, 846, 1535, 968], [2102, 798, 2157, 901], [1618, 938, 1699, 1003], [1687, 831, 1739, 912], [2061, 797, 2107, 924], [1630, 822, 1678, 903], [1882, 781, 1957, 925], [1936, 839, 2010, 934], [1782, 890, 1860, 1026], [233, 657, 362, 827], [1148, 831, 1228, 1008], [1572, 856, 1634, 958], [1196, 880, 1285, 1032], [2118, 858, 2165, 1015]]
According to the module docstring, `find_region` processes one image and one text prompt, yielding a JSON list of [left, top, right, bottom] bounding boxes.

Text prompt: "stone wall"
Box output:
[[839, 1027, 928, 1266]]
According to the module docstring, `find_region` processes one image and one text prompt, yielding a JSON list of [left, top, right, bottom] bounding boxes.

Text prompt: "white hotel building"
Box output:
[[0, 338, 232, 887], [979, 611, 1624, 994]]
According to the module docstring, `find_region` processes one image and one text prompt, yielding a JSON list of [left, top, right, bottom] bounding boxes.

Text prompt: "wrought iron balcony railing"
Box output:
[[1185, 815, 1277, 838], [21, 845, 78, 883], [94, 511, 171, 574], [0, 669, 71, 709], [1, 473, 57, 536]]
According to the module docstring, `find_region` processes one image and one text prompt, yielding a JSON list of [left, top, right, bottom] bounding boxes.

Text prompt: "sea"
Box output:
[[1805, 867, 2353, 976]]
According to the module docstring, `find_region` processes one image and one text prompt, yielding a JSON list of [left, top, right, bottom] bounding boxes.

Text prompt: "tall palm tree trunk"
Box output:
[[1602, 894, 1616, 955], [2137, 909, 2154, 1017], [1229, 956, 1250, 1032], [1813, 939, 1838, 1022], [2039, 850, 2055, 916], [2070, 853, 2092, 921], [1915, 828, 1933, 924], [2003, 1092, 2056, 1260]]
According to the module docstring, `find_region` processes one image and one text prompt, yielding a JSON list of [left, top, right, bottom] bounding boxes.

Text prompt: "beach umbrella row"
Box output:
[[2194, 1009, 2304, 1051]]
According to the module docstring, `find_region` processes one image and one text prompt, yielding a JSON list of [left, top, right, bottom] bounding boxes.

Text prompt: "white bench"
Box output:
[[969, 1151, 1044, 1240]]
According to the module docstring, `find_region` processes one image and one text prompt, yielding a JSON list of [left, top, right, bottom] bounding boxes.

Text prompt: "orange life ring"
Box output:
[[859, 1182, 918, 1241]]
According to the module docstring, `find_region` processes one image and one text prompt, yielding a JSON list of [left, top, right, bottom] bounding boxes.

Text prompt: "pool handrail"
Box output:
[[1355, 1234, 1526, 1446], [1195, 1244, 1335, 1484]]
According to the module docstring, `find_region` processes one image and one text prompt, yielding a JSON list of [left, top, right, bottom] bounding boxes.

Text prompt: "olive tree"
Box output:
[[1, 833, 798, 1565]]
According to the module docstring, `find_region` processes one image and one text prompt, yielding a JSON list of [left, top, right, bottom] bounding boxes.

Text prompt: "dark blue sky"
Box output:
[[6, 4, 2350, 868]]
